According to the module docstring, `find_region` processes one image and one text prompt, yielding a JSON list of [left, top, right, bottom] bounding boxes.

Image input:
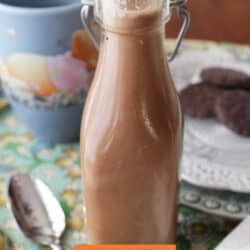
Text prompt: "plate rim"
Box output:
[[180, 181, 250, 220]]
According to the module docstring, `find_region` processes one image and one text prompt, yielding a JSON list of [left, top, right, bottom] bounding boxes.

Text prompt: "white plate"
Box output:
[[170, 44, 250, 193], [182, 118, 250, 193], [180, 182, 250, 220]]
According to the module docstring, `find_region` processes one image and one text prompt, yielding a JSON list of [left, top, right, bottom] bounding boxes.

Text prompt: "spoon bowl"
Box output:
[[8, 173, 66, 250]]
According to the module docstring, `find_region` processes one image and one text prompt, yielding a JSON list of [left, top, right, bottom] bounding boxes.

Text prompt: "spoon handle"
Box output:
[[51, 243, 64, 250]]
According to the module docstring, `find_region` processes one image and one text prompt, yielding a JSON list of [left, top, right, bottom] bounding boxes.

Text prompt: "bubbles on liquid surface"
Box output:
[[117, 0, 149, 10]]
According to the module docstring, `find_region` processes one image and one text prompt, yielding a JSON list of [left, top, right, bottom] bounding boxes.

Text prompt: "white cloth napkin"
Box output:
[[215, 217, 250, 250]]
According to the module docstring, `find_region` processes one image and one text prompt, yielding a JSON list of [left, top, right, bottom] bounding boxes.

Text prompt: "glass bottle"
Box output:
[[80, 0, 190, 244]]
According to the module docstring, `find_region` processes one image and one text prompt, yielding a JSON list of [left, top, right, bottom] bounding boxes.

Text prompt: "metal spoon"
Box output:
[[8, 173, 66, 250]]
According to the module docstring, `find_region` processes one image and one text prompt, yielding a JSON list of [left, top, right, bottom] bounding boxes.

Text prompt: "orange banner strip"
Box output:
[[75, 245, 176, 250]]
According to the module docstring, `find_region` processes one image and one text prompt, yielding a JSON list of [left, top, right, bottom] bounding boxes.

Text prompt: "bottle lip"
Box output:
[[95, 5, 170, 35], [81, 0, 171, 29]]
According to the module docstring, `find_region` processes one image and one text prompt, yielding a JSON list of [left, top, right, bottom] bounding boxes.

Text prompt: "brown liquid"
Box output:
[[80, 9, 182, 244]]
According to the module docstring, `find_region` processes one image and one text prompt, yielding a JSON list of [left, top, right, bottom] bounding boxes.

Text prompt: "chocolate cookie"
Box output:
[[216, 91, 250, 136], [201, 67, 250, 89], [179, 83, 223, 118]]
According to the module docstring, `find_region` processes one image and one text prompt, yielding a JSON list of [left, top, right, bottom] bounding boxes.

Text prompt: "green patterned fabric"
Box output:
[[0, 108, 237, 250]]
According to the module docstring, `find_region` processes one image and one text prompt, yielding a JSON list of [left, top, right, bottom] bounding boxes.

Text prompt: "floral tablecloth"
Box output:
[[1, 39, 247, 250], [0, 99, 239, 250]]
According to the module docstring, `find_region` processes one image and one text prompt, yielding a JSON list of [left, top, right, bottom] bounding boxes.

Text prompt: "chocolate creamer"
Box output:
[[80, 0, 183, 244]]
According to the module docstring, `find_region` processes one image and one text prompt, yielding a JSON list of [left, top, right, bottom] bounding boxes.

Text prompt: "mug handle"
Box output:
[[81, 0, 190, 62]]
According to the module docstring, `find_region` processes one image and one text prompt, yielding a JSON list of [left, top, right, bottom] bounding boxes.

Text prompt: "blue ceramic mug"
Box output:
[[0, 0, 86, 144], [0, 0, 82, 58]]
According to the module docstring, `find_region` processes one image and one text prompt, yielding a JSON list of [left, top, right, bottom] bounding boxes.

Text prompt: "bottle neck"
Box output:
[[96, 24, 167, 82], [94, 8, 167, 83]]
